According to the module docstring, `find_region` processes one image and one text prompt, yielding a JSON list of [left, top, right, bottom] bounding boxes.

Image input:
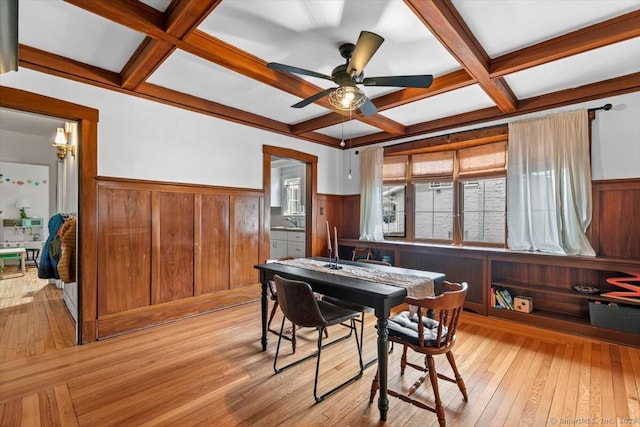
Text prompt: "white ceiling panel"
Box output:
[[198, 0, 459, 83], [314, 118, 382, 140], [19, 0, 145, 73], [453, 0, 640, 57], [382, 85, 495, 125], [138, 0, 172, 12], [505, 38, 640, 99], [148, 50, 329, 123]]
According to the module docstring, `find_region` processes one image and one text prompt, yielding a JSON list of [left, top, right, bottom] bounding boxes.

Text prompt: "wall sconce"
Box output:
[[52, 127, 75, 160]]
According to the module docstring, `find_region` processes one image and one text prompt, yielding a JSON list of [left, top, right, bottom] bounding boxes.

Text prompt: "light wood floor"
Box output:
[[1, 290, 638, 426], [0, 268, 76, 363]]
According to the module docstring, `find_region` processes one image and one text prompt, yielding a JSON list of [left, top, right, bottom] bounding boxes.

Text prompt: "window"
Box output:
[[383, 141, 507, 245], [383, 185, 405, 237], [382, 156, 407, 237], [414, 182, 453, 240], [283, 177, 302, 215], [461, 178, 506, 243]]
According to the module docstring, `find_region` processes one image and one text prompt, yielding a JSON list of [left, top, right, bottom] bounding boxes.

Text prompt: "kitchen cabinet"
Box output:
[[270, 229, 305, 258]]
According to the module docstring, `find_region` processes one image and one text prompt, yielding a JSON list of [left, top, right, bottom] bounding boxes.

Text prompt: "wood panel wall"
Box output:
[[95, 179, 264, 339], [592, 178, 640, 259]]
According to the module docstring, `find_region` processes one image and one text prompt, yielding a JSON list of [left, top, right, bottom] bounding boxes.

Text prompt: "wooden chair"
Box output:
[[351, 247, 371, 261], [266, 257, 327, 354], [273, 275, 364, 402], [369, 281, 468, 426]]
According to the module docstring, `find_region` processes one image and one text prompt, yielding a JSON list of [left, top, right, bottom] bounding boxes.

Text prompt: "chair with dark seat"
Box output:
[[266, 257, 327, 354], [273, 275, 364, 402], [369, 281, 468, 426]]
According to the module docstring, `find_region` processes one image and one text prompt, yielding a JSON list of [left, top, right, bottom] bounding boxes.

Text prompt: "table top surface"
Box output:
[[255, 257, 445, 315], [0, 247, 26, 254]]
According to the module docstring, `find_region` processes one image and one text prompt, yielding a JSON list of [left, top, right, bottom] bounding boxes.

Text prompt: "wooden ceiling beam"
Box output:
[[491, 10, 640, 77], [17, 44, 339, 148], [65, 0, 405, 136], [405, 0, 518, 113], [121, 0, 222, 90], [19, 45, 122, 87]]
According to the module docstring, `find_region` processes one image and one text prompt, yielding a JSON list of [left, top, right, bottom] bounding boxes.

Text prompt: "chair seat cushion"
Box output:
[[387, 311, 449, 346]]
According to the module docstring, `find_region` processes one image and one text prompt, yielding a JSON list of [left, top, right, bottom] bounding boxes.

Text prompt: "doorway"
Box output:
[[0, 107, 79, 359], [0, 86, 99, 345], [263, 146, 318, 259]]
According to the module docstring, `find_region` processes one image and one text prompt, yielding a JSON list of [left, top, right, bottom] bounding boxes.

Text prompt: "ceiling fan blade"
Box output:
[[267, 62, 333, 81], [363, 75, 434, 88], [347, 31, 384, 76], [291, 88, 336, 108], [359, 97, 377, 116]]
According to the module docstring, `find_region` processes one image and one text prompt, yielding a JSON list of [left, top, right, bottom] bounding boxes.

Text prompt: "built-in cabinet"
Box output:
[[271, 229, 305, 258], [488, 253, 639, 345], [338, 239, 640, 347]]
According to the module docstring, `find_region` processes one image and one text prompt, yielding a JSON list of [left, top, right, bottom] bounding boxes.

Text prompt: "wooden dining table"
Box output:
[[255, 257, 445, 421]]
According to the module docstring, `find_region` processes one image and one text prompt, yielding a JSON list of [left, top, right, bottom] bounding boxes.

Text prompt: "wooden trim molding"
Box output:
[[262, 145, 318, 258]]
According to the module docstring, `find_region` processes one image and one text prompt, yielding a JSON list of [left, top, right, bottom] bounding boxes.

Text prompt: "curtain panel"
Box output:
[[359, 147, 384, 241], [507, 109, 595, 256]]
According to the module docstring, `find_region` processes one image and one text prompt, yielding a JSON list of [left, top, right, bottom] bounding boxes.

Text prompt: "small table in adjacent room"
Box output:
[[0, 247, 26, 278]]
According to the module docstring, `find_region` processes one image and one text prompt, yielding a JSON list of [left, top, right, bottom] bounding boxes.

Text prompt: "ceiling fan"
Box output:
[[267, 31, 433, 117]]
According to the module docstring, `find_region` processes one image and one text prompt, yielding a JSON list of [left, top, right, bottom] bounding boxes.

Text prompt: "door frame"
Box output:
[[1, 86, 99, 343], [263, 145, 318, 258]]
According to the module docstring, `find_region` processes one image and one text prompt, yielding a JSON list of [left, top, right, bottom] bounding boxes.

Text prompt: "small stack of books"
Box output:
[[491, 287, 514, 310]]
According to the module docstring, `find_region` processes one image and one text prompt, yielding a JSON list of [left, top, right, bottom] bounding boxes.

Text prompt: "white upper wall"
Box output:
[[1, 69, 342, 193], [2, 69, 639, 196]]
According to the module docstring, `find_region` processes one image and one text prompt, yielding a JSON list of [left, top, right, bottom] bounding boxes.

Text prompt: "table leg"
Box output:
[[376, 317, 389, 421], [20, 252, 26, 275], [261, 280, 269, 351]]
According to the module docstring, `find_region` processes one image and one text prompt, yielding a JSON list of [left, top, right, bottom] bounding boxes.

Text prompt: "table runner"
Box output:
[[276, 258, 433, 310]]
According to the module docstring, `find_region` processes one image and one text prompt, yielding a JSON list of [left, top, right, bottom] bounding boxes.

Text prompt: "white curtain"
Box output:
[[507, 109, 595, 256], [359, 147, 384, 241]]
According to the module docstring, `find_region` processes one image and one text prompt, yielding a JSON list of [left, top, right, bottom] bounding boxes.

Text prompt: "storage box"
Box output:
[[589, 301, 640, 334], [514, 296, 533, 313]]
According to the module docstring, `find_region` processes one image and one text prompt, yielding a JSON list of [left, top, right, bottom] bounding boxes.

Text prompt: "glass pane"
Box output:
[[414, 182, 453, 240], [382, 185, 405, 237], [283, 177, 301, 215], [462, 177, 506, 244]]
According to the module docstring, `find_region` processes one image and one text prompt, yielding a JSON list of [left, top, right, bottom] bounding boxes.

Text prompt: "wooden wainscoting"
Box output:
[[95, 178, 264, 339], [592, 178, 640, 259]]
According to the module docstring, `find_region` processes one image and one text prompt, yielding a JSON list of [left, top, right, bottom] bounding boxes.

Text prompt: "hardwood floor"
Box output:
[[0, 268, 75, 363], [1, 296, 638, 426]]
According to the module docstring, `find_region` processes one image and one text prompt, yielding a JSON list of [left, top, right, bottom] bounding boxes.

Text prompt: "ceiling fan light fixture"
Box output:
[[328, 86, 366, 111]]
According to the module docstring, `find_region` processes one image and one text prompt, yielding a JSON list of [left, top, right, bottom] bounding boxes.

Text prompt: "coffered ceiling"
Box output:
[[12, 0, 640, 149]]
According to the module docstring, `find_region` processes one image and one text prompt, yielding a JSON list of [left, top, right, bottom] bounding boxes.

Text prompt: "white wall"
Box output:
[[1, 69, 342, 194], [0, 129, 58, 217], [2, 69, 638, 196]]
